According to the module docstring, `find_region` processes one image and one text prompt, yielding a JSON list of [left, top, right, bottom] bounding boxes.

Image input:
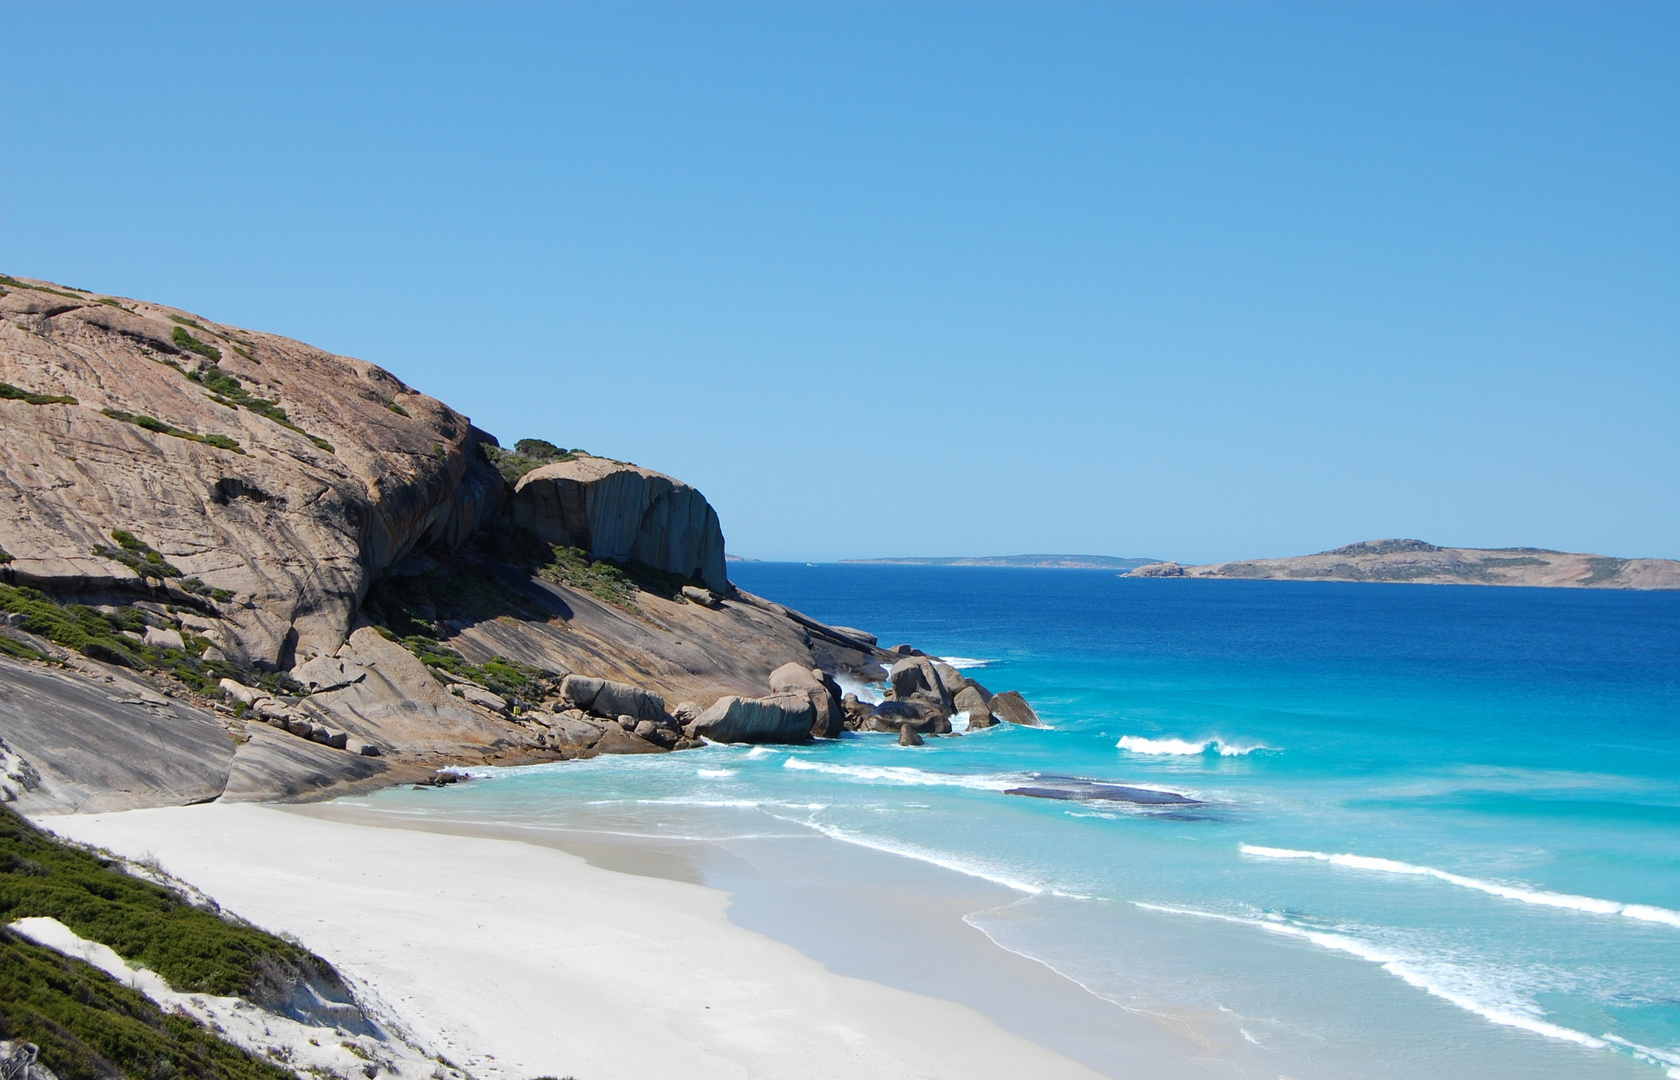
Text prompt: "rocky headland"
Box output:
[[1127, 539, 1680, 589], [0, 274, 1041, 814]]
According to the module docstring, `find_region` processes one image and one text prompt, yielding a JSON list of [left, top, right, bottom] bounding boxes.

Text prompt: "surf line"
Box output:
[[1239, 844, 1680, 929]]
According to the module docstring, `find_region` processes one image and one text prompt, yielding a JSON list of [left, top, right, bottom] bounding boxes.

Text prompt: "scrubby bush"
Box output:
[[170, 326, 222, 363], [100, 410, 246, 456], [479, 438, 582, 485], [0, 382, 77, 406], [0, 804, 334, 1080]]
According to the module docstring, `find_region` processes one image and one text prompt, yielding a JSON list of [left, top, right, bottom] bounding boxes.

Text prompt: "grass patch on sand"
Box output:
[[0, 804, 327, 1080]]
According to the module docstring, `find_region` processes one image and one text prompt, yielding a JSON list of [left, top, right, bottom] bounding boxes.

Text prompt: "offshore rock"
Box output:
[[989, 690, 1041, 726], [898, 723, 924, 747], [886, 656, 952, 711], [512, 457, 728, 593]]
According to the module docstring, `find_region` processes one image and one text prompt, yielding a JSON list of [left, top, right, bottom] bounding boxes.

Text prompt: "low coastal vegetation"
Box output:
[[171, 325, 222, 363], [0, 275, 88, 303], [101, 409, 245, 454], [360, 523, 707, 702], [0, 382, 77, 406], [88, 530, 234, 602], [139, 345, 335, 454], [0, 805, 323, 1080], [0, 583, 292, 697], [480, 438, 580, 486]]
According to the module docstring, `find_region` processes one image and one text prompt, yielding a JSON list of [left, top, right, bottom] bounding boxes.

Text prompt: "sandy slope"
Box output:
[[44, 803, 1112, 1080]]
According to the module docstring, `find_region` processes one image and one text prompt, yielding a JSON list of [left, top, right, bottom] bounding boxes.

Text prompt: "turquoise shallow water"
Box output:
[[353, 567, 1680, 1079]]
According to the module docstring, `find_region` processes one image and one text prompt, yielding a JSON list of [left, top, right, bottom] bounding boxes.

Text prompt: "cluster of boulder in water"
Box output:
[[515, 646, 1040, 756], [846, 648, 1040, 745]]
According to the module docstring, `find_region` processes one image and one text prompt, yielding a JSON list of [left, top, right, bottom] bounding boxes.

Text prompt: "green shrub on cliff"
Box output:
[[480, 438, 581, 486], [92, 530, 184, 583], [101, 409, 246, 455], [0, 382, 77, 406], [170, 325, 222, 363], [0, 584, 292, 696], [360, 570, 554, 698]]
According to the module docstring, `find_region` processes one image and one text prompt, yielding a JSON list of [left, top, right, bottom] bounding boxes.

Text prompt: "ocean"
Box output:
[[345, 566, 1680, 1079]]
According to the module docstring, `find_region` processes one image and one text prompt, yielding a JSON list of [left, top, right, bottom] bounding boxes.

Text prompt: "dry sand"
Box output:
[[44, 802, 1127, 1080]]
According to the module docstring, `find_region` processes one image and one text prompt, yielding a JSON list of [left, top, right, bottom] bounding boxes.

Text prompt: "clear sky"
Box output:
[[3, 2, 1675, 563]]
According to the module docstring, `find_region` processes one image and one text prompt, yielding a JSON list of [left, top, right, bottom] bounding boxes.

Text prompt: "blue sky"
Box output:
[[3, 2, 1675, 563]]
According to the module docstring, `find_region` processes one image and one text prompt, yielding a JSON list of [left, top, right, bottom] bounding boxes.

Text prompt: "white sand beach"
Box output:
[[41, 803, 1138, 1080]]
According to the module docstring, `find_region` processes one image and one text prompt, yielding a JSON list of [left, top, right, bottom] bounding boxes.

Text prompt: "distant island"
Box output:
[[844, 554, 1162, 570], [1126, 539, 1680, 590]]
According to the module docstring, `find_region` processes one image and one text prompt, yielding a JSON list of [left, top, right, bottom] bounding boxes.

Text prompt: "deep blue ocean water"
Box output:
[[356, 566, 1680, 1078]]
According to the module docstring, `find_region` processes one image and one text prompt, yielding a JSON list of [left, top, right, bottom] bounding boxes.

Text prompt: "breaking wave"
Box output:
[[782, 757, 1020, 792], [1134, 901, 1617, 1051], [1118, 736, 1269, 757], [1240, 845, 1680, 929]]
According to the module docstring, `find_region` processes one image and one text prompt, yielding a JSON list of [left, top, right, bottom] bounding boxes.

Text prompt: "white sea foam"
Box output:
[[795, 818, 1044, 894], [936, 656, 990, 669], [833, 675, 886, 704], [1134, 901, 1612, 1051], [1239, 844, 1680, 928], [782, 757, 1020, 792], [1117, 735, 1268, 756], [695, 768, 736, 778]]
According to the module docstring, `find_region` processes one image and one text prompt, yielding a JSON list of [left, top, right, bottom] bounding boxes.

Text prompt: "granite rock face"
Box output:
[[0, 277, 504, 667], [511, 457, 728, 593]]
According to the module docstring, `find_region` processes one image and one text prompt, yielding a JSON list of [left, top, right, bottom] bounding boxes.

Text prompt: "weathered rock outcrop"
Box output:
[[0, 276, 504, 667], [511, 457, 728, 593], [2, 274, 1049, 805]]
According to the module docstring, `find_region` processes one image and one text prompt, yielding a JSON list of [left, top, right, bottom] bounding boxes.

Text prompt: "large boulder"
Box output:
[[867, 700, 951, 734], [933, 662, 967, 697], [593, 680, 668, 724], [886, 656, 952, 711], [512, 457, 728, 593], [989, 690, 1040, 726], [560, 674, 667, 723], [687, 693, 815, 744], [768, 662, 844, 738], [953, 684, 996, 728]]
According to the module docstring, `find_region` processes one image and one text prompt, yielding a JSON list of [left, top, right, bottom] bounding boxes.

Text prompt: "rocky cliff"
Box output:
[[0, 275, 505, 668], [1128, 539, 1680, 589], [2, 273, 1032, 813]]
